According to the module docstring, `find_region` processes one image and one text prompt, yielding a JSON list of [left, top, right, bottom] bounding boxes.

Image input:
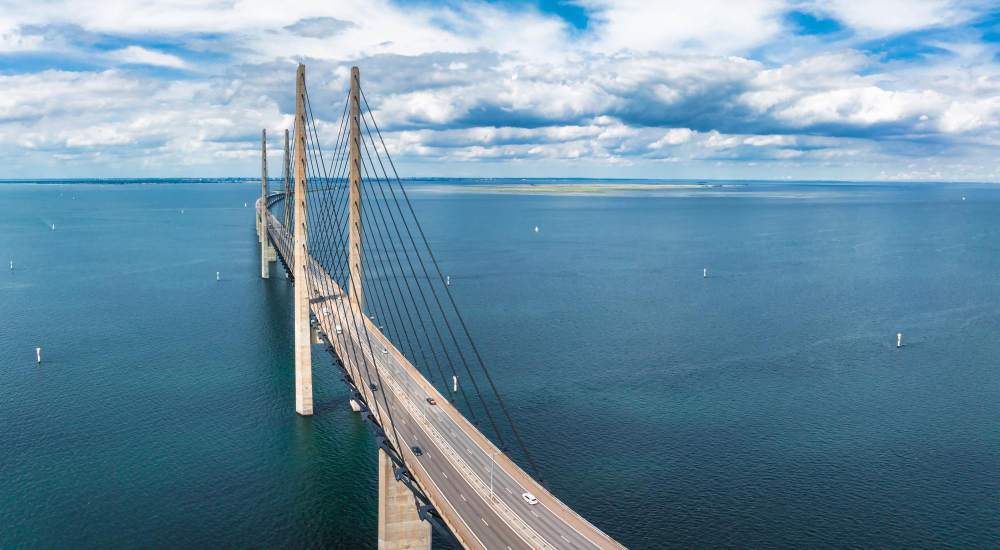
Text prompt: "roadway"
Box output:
[[262, 202, 623, 550]]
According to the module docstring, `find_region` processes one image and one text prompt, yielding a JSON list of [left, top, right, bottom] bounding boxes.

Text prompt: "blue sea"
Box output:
[[1, 179, 998, 548]]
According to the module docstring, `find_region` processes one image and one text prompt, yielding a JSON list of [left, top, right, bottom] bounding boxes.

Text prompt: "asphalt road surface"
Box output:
[[265, 205, 622, 550]]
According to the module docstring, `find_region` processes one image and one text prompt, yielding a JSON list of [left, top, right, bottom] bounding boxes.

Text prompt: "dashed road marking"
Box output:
[[482, 518, 488, 526], [460, 494, 466, 502], [532, 511, 539, 518], [506, 487, 512, 494], [561, 535, 570, 543], [442, 472, 448, 479]]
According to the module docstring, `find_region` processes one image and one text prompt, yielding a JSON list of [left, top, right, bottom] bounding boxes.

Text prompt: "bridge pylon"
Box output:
[[260, 130, 276, 278], [292, 64, 313, 416], [347, 65, 432, 550], [283, 128, 292, 230], [349, 65, 364, 311]]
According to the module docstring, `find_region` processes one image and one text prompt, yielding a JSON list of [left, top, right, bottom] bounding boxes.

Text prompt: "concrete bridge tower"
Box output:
[[348, 66, 432, 550], [283, 129, 292, 229], [293, 64, 313, 416], [260, 130, 276, 278]]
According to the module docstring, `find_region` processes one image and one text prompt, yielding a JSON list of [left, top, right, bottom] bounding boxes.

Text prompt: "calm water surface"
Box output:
[[1, 180, 998, 548]]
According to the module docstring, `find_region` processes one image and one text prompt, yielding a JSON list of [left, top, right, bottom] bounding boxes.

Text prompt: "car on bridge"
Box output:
[[411, 446, 422, 456], [426, 397, 436, 405], [381, 347, 388, 354], [522, 492, 538, 505], [335, 324, 342, 334], [369, 383, 377, 392]]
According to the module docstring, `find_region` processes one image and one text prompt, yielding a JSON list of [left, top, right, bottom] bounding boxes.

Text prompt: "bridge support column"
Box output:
[[378, 449, 431, 549], [349, 65, 364, 311], [293, 64, 313, 416], [261, 129, 276, 278], [283, 128, 292, 230]]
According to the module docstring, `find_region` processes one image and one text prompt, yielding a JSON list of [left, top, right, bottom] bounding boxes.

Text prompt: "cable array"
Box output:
[[266, 72, 545, 486]]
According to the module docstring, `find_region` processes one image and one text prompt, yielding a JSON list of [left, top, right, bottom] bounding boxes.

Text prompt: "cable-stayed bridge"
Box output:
[[255, 64, 624, 550]]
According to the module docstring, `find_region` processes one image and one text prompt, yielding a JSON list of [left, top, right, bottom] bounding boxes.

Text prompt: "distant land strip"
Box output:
[[425, 182, 748, 194]]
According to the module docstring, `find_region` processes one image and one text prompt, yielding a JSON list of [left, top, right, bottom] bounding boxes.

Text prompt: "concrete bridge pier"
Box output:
[[378, 449, 432, 549]]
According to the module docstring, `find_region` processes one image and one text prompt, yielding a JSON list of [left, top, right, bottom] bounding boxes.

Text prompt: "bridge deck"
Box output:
[[261, 197, 623, 550]]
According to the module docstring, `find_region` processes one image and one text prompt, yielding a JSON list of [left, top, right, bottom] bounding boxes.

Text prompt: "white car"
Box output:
[[381, 347, 388, 354], [522, 493, 538, 505], [335, 325, 342, 335], [322, 307, 329, 316]]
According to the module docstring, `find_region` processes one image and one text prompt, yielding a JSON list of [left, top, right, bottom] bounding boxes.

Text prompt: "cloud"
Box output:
[[1, 0, 1000, 179], [108, 46, 186, 68], [284, 17, 355, 38], [812, 0, 977, 36], [649, 128, 694, 148]]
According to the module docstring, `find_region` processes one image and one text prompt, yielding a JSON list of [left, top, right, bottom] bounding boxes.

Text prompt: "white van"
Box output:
[[335, 324, 342, 335]]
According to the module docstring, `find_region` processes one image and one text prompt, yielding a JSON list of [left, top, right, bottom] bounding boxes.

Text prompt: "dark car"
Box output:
[[426, 397, 436, 405], [369, 383, 378, 392], [411, 446, 422, 456]]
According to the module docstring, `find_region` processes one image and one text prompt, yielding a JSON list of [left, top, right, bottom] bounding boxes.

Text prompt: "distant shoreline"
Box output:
[[437, 182, 748, 194], [0, 178, 995, 186]]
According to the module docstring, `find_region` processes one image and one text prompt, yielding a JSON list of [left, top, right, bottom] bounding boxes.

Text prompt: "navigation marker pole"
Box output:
[[704, 268, 707, 278], [217, 272, 220, 281], [897, 333, 901, 348], [36, 348, 41, 364], [453, 376, 457, 393]]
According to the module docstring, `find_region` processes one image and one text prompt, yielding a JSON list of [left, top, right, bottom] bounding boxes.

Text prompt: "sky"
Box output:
[[3, 0, 1000, 181]]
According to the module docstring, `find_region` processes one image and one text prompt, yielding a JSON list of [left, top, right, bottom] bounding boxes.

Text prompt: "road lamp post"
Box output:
[[490, 453, 496, 501]]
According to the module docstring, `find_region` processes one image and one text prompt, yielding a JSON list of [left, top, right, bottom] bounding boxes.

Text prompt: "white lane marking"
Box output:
[[561, 535, 570, 543], [460, 494, 466, 502], [532, 511, 539, 518], [482, 518, 488, 526], [506, 487, 513, 494], [442, 471, 448, 479]]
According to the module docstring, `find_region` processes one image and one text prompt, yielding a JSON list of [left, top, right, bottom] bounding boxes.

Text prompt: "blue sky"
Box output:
[[2, 0, 1000, 180]]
